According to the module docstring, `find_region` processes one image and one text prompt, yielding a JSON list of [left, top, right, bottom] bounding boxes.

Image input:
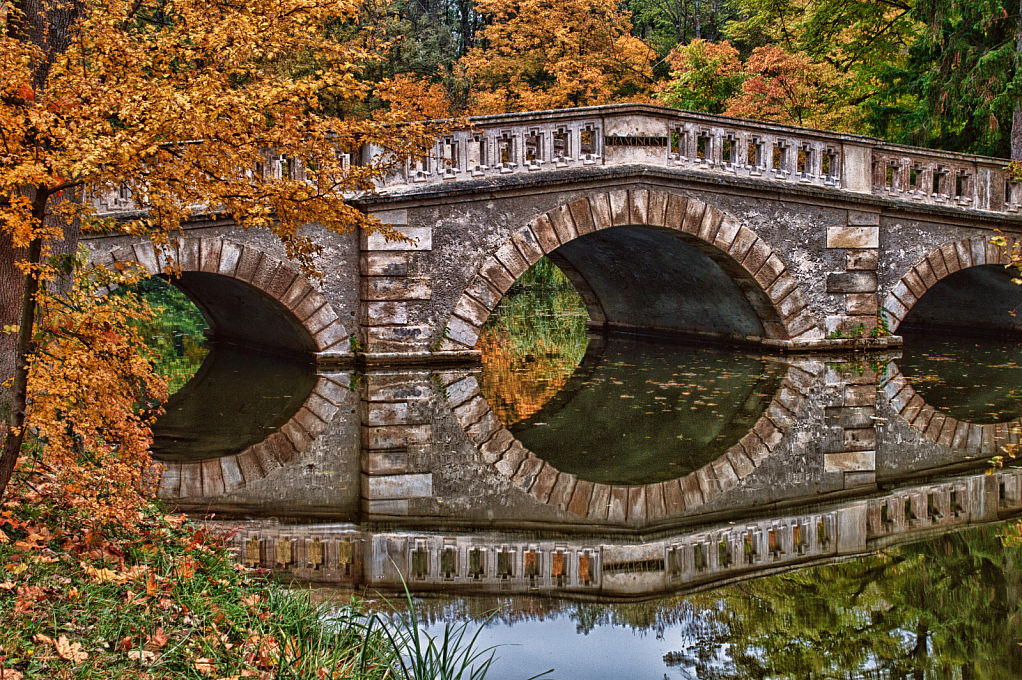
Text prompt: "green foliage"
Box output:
[[115, 277, 209, 395], [865, 0, 1021, 157], [650, 523, 1022, 678], [628, 0, 740, 57], [656, 39, 744, 113], [368, 571, 503, 680]]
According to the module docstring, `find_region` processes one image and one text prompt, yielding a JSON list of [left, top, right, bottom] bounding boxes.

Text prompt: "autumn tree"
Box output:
[[727, 45, 861, 130], [0, 0, 439, 504], [655, 39, 744, 113], [460, 0, 655, 114]]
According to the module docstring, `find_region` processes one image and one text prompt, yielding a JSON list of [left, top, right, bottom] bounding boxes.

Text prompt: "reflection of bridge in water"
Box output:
[[140, 333, 1022, 600], [220, 467, 1021, 600]]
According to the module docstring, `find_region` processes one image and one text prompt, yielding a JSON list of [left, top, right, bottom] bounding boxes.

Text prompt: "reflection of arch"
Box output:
[[157, 374, 349, 499], [90, 236, 348, 353], [881, 363, 1013, 457], [442, 362, 818, 524], [442, 190, 819, 350], [882, 236, 1014, 333]]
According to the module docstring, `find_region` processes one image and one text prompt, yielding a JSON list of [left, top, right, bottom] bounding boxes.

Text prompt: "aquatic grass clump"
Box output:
[[366, 573, 554, 680]]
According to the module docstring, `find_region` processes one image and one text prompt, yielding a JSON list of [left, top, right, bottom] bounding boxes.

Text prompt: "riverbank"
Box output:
[[0, 472, 393, 680]]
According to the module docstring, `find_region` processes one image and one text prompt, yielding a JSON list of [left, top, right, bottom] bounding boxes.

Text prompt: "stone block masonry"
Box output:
[[86, 104, 1022, 361], [826, 210, 880, 336]]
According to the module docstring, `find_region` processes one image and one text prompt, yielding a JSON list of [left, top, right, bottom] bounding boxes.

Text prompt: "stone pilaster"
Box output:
[[359, 209, 434, 356], [359, 371, 435, 515], [825, 210, 880, 335], [823, 362, 878, 489]]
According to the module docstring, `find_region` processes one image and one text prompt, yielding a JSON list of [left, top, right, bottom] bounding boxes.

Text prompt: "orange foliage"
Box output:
[[461, 0, 654, 114], [21, 258, 167, 527], [0, 0, 443, 506], [725, 46, 860, 131], [379, 74, 453, 120], [476, 329, 578, 426]]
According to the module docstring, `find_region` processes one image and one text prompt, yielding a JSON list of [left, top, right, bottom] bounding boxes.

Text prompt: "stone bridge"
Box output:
[[86, 103, 1022, 361]]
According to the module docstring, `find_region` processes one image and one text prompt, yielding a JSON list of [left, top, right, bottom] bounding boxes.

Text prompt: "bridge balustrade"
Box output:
[[89, 104, 1018, 220]]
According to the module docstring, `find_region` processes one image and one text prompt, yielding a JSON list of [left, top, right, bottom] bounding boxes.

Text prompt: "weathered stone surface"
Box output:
[[362, 252, 410, 276], [847, 210, 880, 225], [824, 450, 875, 473], [363, 277, 432, 301], [530, 216, 561, 253], [846, 293, 878, 315], [827, 226, 878, 248], [846, 249, 878, 271], [363, 473, 433, 499], [826, 271, 877, 294], [365, 226, 432, 251], [367, 302, 408, 326]]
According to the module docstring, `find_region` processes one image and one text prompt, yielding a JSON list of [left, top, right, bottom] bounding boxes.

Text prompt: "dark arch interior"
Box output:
[[900, 265, 1022, 336], [152, 345, 317, 462], [549, 226, 770, 341], [146, 272, 319, 462], [170, 271, 317, 354]]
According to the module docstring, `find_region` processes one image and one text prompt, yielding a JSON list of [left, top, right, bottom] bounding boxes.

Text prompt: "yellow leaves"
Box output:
[[33, 634, 89, 663], [463, 0, 652, 114], [79, 561, 149, 584]]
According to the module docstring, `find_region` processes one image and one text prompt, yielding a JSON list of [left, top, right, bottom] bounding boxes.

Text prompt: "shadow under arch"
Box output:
[[441, 356, 820, 525], [883, 236, 1022, 335], [440, 189, 821, 352], [90, 236, 349, 354], [88, 236, 352, 499]]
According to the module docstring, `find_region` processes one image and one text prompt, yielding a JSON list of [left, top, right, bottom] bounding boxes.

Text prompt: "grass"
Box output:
[[364, 571, 553, 680], [0, 474, 396, 680]]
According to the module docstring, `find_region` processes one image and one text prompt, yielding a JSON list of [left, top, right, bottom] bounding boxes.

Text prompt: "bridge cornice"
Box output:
[[357, 163, 1022, 232]]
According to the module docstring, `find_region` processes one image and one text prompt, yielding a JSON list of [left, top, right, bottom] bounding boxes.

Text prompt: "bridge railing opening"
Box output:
[[92, 103, 1016, 217]]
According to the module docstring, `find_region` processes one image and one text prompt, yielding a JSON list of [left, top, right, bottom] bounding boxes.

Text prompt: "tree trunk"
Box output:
[[0, 234, 42, 496], [1014, 0, 1022, 160], [0, 0, 84, 496]]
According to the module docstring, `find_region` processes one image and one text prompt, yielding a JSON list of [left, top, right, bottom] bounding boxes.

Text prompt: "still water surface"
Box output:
[[143, 278, 1022, 678]]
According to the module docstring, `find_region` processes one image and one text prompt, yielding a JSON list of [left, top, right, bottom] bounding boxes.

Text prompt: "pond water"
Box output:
[[138, 268, 1022, 679]]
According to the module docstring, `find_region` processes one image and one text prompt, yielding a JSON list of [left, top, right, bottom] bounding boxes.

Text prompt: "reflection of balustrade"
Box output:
[[220, 467, 1022, 596], [91, 104, 1016, 218]]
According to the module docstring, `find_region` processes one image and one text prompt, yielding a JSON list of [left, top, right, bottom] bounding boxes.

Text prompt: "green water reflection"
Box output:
[[899, 330, 1022, 423], [510, 340, 783, 485], [402, 522, 1022, 679], [120, 277, 209, 394], [478, 264, 784, 486]]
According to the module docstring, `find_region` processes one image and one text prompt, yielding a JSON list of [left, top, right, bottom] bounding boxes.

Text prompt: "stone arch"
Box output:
[[881, 236, 1015, 333], [440, 361, 818, 525], [440, 189, 820, 351], [88, 236, 352, 499], [881, 363, 1012, 457], [89, 236, 349, 353], [157, 373, 349, 500]]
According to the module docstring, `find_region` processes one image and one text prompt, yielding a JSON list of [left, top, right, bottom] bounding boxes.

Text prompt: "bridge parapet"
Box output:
[[89, 104, 1016, 218], [368, 104, 1015, 215]]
